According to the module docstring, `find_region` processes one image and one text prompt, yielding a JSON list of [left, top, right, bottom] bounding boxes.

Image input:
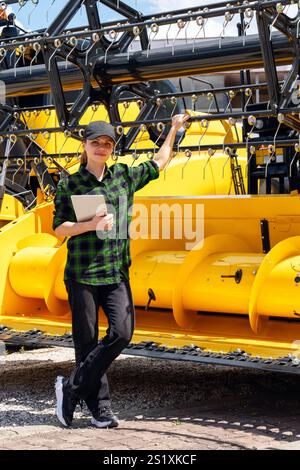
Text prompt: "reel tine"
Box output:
[[184, 11, 193, 45], [222, 146, 232, 178], [9, 134, 18, 153], [202, 7, 209, 38], [24, 132, 37, 157], [48, 39, 62, 72], [193, 16, 204, 53], [46, 0, 56, 22], [104, 30, 118, 64], [39, 131, 51, 157], [153, 96, 163, 120], [245, 145, 256, 179], [30, 109, 41, 128], [265, 115, 283, 178], [181, 149, 192, 179], [132, 124, 147, 166], [121, 101, 130, 120], [85, 32, 100, 66], [9, 41, 17, 67], [14, 45, 27, 77], [196, 94, 214, 158], [219, 10, 234, 49], [192, 94, 198, 112], [245, 115, 257, 177], [170, 96, 177, 118], [224, 90, 235, 113], [207, 92, 215, 114], [243, 8, 254, 46], [90, 103, 100, 122], [152, 122, 165, 156], [203, 148, 216, 180], [172, 18, 186, 56], [244, 87, 252, 112], [147, 23, 159, 58], [65, 36, 78, 69], [129, 25, 140, 60], [75, 128, 86, 160], [269, 3, 284, 41], [12, 157, 24, 186], [80, 29, 90, 51], [43, 108, 52, 129], [222, 117, 236, 155], [166, 14, 172, 45], [113, 125, 124, 163], [290, 141, 300, 177], [16, 0, 27, 16], [0, 47, 7, 65], [28, 0, 39, 26], [265, 144, 275, 179], [58, 130, 71, 160], [198, 119, 209, 158], [30, 42, 41, 75]]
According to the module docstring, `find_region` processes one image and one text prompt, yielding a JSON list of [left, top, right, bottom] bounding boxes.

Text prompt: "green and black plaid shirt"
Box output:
[[52, 159, 160, 285]]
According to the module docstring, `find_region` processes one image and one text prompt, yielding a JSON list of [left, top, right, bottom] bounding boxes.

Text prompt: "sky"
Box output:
[[5, 0, 298, 39], [6, 0, 251, 37], [8, 0, 173, 30]]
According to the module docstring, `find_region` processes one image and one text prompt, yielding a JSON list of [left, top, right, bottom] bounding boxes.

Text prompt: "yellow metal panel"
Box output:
[[9, 247, 57, 298], [256, 255, 300, 318], [172, 234, 252, 328], [3, 177, 300, 358], [249, 236, 300, 332], [131, 251, 187, 308], [0, 193, 24, 223], [183, 252, 263, 314]]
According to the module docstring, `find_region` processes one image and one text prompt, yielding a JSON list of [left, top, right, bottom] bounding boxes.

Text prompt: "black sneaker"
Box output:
[[55, 376, 78, 427], [91, 405, 119, 429]]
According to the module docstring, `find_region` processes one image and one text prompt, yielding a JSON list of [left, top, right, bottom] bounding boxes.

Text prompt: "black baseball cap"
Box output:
[[83, 121, 116, 143]]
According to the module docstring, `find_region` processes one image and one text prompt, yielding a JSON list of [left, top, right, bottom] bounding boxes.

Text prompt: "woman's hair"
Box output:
[[80, 139, 87, 165], [80, 150, 87, 165]]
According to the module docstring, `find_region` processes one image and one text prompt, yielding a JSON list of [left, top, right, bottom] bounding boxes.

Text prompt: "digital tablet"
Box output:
[[71, 194, 107, 223]]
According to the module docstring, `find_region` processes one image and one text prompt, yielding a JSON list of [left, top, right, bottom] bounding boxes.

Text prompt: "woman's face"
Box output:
[[83, 136, 115, 164]]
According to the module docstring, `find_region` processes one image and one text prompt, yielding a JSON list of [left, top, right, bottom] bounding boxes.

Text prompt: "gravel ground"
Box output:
[[1, 346, 300, 449]]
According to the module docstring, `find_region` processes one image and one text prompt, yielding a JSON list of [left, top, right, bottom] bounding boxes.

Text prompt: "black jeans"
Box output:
[[65, 279, 135, 413]]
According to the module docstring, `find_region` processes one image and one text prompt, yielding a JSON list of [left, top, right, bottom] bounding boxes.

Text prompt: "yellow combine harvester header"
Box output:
[[1, 0, 300, 373]]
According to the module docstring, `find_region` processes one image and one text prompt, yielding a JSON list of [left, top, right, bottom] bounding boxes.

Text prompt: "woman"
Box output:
[[52, 113, 190, 428]]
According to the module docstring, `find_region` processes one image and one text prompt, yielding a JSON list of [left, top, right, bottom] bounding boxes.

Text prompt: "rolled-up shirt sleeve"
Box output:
[[52, 179, 76, 231], [127, 159, 160, 192]]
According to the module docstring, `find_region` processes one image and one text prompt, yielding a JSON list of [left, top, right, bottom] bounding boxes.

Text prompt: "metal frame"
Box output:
[[0, 0, 300, 199], [1, 324, 300, 375]]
